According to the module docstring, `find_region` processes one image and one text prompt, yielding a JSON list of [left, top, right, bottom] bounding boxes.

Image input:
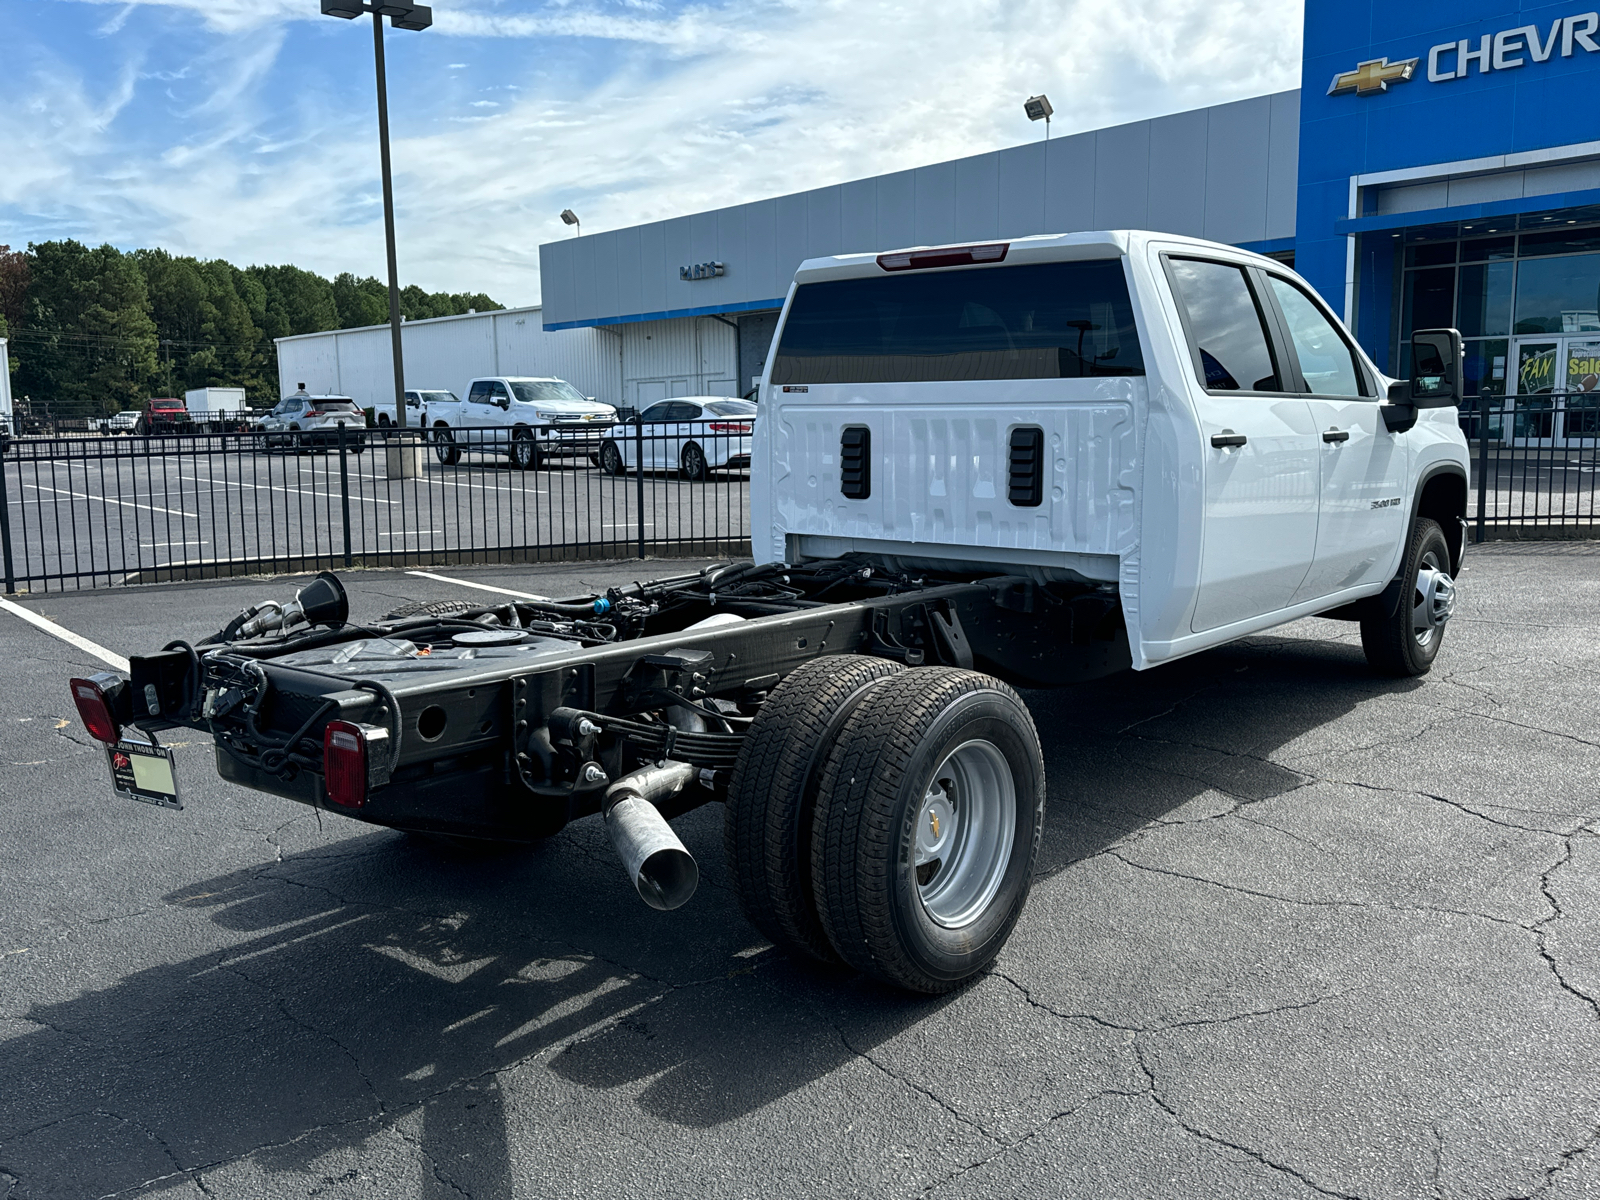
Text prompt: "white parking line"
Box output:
[[405, 571, 552, 601], [23, 482, 197, 520], [0, 598, 130, 672], [180, 472, 395, 506]]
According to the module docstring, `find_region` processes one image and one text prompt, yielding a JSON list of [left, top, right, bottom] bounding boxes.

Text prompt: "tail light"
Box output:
[[70, 675, 122, 744], [708, 423, 753, 434], [877, 242, 1008, 272], [323, 720, 368, 808]]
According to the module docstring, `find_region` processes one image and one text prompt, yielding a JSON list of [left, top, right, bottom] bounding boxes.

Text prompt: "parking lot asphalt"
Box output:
[[1, 545, 1598, 1200]]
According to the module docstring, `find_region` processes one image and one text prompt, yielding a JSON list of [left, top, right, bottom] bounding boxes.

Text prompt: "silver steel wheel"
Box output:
[[914, 739, 1017, 928], [1412, 549, 1456, 650]]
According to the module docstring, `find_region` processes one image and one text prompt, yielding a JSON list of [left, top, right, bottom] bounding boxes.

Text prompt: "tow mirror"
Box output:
[[1408, 328, 1463, 407]]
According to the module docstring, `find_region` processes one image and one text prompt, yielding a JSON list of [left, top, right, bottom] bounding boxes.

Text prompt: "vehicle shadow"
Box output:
[[0, 622, 1413, 1197]]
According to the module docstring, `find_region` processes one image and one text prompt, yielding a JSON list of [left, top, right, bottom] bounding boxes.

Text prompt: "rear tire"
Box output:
[[433, 426, 460, 466], [725, 655, 906, 964], [681, 442, 708, 482], [811, 667, 1045, 994], [1360, 517, 1455, 677]]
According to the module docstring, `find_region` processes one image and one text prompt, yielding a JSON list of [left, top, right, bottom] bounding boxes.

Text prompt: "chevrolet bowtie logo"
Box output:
[[1327, 56, 1419, 96]]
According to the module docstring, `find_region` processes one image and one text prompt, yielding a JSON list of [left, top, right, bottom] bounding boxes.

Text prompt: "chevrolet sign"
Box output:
[[1327, 57, 1418, 95], [1328, 9, 1600, 97]]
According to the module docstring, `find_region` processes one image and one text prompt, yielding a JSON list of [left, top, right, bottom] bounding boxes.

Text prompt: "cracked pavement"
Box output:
[[1, 547, 1597, 1199]]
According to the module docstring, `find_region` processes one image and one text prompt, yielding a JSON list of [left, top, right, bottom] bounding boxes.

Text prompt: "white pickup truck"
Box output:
[[426, 376, 616, 468], [753, 230, 1468, 679], [76, 230, 1469, 995]]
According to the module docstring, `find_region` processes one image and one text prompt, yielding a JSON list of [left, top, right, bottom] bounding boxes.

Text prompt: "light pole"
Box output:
[[1024, 94, 1053, 140], [560, 209, 581, 237], [321, 0, 431, 433]]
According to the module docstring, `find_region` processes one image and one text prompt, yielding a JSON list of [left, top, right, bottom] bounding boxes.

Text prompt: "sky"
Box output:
[[1, 0, 1305, 307]]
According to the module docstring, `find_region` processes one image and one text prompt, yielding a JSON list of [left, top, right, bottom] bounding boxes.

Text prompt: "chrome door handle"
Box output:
[[1210, 431, 1247, 448], [1322, 428, 1350, 443]]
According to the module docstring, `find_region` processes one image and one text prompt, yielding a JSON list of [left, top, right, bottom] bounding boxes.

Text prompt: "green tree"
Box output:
[[332, 272, 387, 328], [16, 241, 158, 416]]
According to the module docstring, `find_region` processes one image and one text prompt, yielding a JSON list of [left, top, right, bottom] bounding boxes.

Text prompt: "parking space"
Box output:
[[1, 544, 1597, 1199]]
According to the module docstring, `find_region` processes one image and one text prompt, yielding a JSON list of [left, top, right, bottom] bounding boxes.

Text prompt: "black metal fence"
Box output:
[[0, 424, 751, 592], [1462, 392, 1600, 541]]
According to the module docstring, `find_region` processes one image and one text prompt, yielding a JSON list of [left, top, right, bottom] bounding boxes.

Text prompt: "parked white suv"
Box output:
[[754, 230, 1470, 677], [427, 377, 616, 468]]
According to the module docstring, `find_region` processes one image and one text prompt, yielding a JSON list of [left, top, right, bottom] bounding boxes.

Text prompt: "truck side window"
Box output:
[[467, 382, 492, 405], [1267, 277, 1367, 398], [1168, 259, 1282, 393]]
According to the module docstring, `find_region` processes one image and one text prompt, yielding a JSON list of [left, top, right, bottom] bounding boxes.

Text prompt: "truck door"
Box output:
[[1262, 275, 1409, 603], [1164, 256, 1320, 633]]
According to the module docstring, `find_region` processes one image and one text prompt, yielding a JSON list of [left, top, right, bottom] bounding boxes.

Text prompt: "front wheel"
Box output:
[[810, 667, 1045, 993], [433, 426, 460, 466], [599, 440, 625, 476], [511, 428, 539, 471], [1360, 517, 1456, 677]]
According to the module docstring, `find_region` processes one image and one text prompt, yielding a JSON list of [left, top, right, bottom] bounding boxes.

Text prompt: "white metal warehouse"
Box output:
[[273, 305, 623, 411]]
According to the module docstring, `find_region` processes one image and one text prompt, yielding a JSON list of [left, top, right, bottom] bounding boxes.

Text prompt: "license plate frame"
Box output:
[[107, 739, 182, 810]]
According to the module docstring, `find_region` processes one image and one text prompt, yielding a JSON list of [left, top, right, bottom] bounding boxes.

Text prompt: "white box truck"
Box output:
[[184, 387, 246, 415]]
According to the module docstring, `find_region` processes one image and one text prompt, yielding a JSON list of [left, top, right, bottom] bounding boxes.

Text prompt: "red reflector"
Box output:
[[877, 242, 1009, 272], [323, 720, 368, 808], [708, 423, 753, 434], [70, 677, 120, 744]]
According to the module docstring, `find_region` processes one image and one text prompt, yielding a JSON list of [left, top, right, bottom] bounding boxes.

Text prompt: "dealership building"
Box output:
[[283, 1, 1600, 436]]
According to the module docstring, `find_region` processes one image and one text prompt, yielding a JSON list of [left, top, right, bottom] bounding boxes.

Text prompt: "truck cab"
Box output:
[[428, 376, 616, 468], [753, 231, 1469, 674]]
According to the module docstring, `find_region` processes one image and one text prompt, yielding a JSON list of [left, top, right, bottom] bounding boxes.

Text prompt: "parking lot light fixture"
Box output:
[[561, 209, 581, 236], [320, 0, 429, 444], [1024, 93, 1053, 139]]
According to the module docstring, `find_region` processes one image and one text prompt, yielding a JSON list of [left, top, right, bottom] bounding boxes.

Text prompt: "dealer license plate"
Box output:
[[107, 740, 182, 810]]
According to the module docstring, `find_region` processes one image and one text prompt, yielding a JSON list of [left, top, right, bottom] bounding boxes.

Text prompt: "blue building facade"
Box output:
[[1300, 0, 1600, 404]]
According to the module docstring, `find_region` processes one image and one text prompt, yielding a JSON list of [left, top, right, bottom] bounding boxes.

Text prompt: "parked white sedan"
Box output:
[[598, 397, 755, 480]]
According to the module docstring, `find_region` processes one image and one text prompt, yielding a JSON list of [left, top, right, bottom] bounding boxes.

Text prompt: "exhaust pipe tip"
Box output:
[[604, 792, 699, 911], [633, 844, 699, 911]]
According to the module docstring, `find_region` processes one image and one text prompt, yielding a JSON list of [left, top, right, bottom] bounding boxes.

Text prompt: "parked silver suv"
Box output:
[[258, 394, 367, 454]]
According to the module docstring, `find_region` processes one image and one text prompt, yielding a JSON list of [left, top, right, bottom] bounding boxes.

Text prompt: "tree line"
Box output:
[[0, 241, 502, 417]]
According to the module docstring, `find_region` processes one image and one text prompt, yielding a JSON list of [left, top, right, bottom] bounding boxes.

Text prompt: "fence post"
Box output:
[[338, 423, 353, 568], [1475, 387, 1491, 545], [0, 448, 14, 594], [634, 417, 646, 560]]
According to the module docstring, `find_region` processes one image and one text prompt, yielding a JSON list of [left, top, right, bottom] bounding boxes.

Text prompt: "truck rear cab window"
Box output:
[[1266, 276, 1368, 398], [770, 260, 1144, 384], [1167, 258, 1282, 393]]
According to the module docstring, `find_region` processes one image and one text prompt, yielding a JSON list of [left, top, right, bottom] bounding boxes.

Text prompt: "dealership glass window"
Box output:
[[1402, 268, 1455, 336], [1512, 255, 1600, 334], [1456, 262, 1514, 337]]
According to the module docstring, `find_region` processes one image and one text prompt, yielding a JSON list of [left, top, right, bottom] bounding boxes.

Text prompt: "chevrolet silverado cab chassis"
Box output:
[[71, 231, 1470, 993]]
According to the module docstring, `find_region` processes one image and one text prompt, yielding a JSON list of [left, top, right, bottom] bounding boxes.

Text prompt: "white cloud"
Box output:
[[7, 0, 1304, 305]]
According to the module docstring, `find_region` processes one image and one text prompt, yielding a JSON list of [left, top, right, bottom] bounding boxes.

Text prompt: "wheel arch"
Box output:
[[1413, 463, 1468, 574]]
